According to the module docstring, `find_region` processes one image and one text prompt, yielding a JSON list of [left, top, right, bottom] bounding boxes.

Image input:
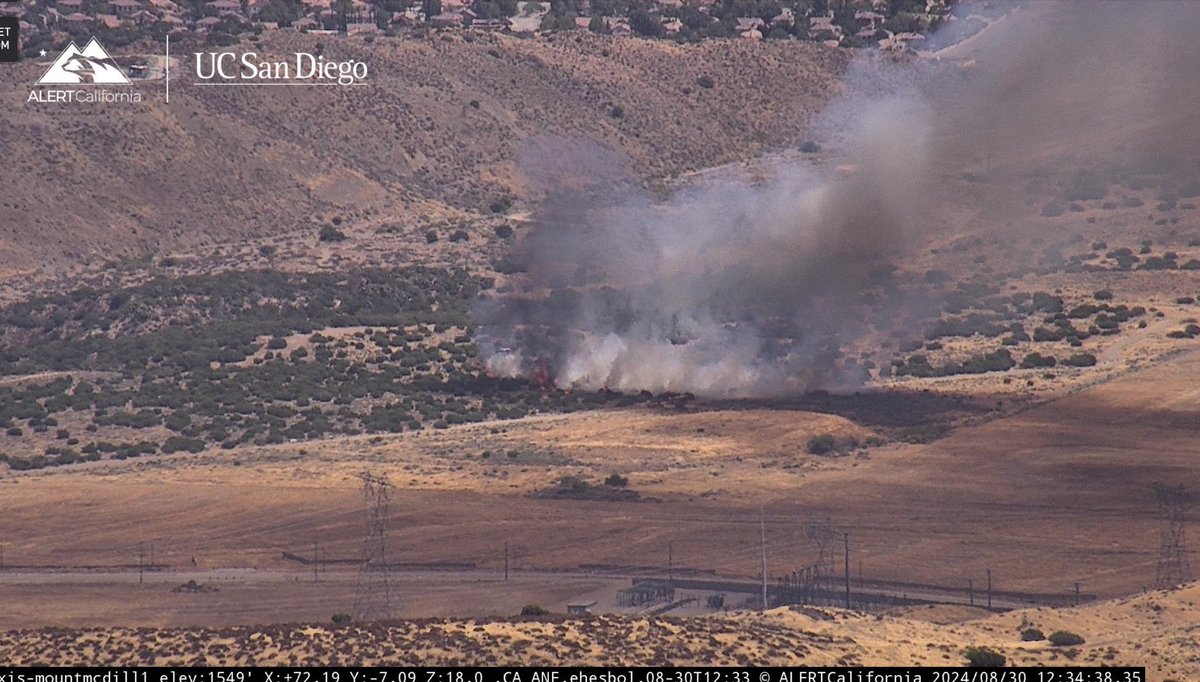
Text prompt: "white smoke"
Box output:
[[474, 1, 1200, 397]]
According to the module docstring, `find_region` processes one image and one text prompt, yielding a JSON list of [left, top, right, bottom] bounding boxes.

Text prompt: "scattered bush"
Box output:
[[1063, 353, 1097, 367], [1020, 352, 1057, 369], [1020, 627, 1045, 641], [318, 225, 347, 242], [519, 604, 549, 616], [330, 613, 352, 624], [1048, 631, 1085, 647], [603, 473, 629, 487], [806, 434, 837, 455], [1041, 201, 1065, 217], [964, 646, 1006, 667]]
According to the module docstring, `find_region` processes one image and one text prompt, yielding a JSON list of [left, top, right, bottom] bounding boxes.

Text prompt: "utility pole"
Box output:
[[138, 542, 145, 584], [843, 533, 851, 609], [150, 543, 155, 571], [986, 569, 992, 609], [968, 579, 974, 606], [504, 542, 509, 582], [759, 505, 767, 610], [1074, 582, 1080, 606], [314, 541, 319, 583], [668, 542, 674, 582]]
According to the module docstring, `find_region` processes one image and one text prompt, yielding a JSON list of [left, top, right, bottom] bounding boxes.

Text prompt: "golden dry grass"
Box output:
[[2, 583, 1198, 676]]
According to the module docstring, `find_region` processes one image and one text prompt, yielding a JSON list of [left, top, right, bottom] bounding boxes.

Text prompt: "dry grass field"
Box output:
[[3, 584, 1199, 678], [1, 347, 1197, 633]]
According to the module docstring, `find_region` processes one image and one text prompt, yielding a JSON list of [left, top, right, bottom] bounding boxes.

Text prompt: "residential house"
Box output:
[[734, 16, 763, 32], [430, 11, 462, 26], [97, 12, 123, 27], [602, 15, 629, 35], [110, 0, 142, 14], [809, 14, 840, 40], [471, 17, 507, 30], [208, 0, 242, 14], [130, 9, 159, 24]]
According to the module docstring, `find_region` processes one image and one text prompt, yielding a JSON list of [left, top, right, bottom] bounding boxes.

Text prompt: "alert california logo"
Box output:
[[28, 36, 146, 105]]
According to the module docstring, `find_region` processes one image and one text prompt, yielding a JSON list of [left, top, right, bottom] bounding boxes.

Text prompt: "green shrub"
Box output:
[[1020, 352, 1057, 369], [519, 604, 549, 616], [807, 434, 836, 455], [1063, 353, 1097, 367], [603, 473, 628, 488], [1041, 201, 1065, 217], [1020, 627, 1045, 641], [331, 613, 352, 624], [318, 225, 347, 242], [1048, 631, 1085, 647], [964, 646, 1006, 667], [162, 436, 205, 454]]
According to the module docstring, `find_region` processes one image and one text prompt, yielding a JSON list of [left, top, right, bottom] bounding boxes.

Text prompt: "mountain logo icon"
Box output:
[[37, 38, 130, 85]]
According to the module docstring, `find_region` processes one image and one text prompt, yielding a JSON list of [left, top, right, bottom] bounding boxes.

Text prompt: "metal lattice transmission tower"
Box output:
[[353, 471, 397, 620], [806, 518, 837, 582], [1154, 483, 1192, 590]]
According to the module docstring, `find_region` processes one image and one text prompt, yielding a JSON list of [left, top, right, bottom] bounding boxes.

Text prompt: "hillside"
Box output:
[[0, 32, 846, 272], [2, 583, 1198, 677]]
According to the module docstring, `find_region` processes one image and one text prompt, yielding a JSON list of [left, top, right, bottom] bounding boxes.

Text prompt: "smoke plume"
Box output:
[[473, 1, 1200, 397]]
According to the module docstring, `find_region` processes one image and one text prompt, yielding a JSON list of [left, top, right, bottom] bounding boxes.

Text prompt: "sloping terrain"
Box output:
[[0, 32, 846, 271], [2, 583, 1198, 678]]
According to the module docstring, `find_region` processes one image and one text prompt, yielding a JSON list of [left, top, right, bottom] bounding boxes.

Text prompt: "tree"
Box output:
[[589, 14, 608, 32], [334, 0, 350, 32], [423, 0, 441, 20], [629, 9, 663, 36]]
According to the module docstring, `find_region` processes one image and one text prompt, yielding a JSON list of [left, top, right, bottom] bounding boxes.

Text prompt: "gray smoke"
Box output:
[[473, 1, 1200, 397]]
